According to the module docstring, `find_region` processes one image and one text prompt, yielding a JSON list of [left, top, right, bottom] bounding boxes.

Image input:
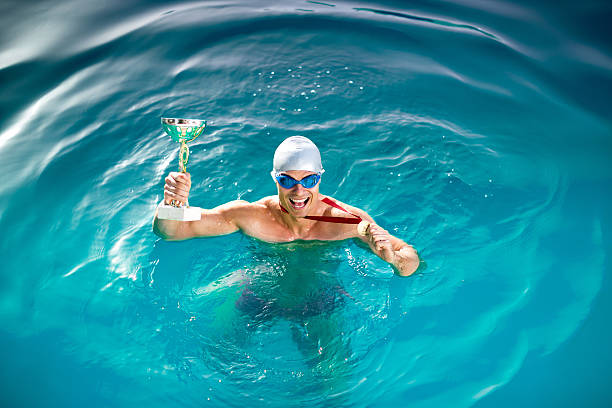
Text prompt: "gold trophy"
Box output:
[[157, 117, 206, 221]]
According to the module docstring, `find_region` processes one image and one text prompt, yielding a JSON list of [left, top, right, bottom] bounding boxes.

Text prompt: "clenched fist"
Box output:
[[364, 223, 396, 264], [164, 172, 191, 206]]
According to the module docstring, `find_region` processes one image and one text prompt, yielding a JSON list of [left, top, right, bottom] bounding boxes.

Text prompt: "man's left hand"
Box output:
[[363, 222, 420, 276], [365, 223, 396, 264]]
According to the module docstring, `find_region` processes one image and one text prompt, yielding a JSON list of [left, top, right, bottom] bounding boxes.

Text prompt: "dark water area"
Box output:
[[0, 0, 611, 407]]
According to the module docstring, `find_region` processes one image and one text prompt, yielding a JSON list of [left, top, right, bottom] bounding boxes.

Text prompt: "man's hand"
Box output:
[[363, 222, 420, 276], [364, 223, 396, 264], [164, 172, 191, 206]]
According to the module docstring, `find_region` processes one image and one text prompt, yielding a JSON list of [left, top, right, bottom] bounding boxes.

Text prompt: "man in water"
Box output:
[[153, 136, 420, 276]]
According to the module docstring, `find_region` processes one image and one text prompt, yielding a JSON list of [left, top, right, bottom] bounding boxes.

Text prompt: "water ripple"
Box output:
[[353, 7, 498, 39], [0, 0, 608, 407]]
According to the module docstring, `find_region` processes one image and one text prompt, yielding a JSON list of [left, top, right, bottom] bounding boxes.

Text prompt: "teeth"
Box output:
[[289, 197, 309, 208]]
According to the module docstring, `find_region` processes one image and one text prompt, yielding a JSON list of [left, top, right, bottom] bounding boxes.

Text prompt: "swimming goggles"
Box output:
[[275, 173, 321, 189]]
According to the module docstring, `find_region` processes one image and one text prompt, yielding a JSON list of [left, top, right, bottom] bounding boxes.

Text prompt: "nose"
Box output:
[[292, 183, 307, 193]]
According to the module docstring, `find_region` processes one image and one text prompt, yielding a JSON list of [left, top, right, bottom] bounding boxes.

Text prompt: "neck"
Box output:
[[278, 196, 325, 236]]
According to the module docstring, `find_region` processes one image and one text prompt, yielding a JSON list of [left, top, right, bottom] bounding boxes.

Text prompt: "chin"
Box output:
[[290, 203, 310, 216]]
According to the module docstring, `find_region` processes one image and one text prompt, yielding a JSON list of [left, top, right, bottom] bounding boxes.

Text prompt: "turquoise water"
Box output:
[[1, 0, 611, 406]]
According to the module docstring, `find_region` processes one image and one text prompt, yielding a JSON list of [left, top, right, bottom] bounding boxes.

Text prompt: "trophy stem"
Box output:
[[179, 140, 189, 173], [178, 140, 190, 207]]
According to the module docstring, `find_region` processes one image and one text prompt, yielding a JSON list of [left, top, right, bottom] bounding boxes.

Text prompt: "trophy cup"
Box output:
[[157, 117, 206, 221]]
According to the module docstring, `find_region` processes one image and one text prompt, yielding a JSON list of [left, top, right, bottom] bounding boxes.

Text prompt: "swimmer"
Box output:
[[153, 136, 420, 276]]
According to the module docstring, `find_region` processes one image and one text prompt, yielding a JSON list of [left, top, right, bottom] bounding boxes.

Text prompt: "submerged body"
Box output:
[[185, 238, 356, 389]]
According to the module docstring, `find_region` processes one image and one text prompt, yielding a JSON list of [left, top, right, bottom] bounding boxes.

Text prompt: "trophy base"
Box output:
[[157, 204, 201, 221]]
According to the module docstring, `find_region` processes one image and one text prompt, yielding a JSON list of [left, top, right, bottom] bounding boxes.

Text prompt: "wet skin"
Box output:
[[154, 170, 420, 276]]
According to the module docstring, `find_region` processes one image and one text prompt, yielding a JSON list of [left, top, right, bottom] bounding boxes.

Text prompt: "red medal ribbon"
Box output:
[[279, 197, 362, 224]]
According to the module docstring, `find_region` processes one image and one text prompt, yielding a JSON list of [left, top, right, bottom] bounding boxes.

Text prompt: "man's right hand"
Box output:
[[164, 172, 191, 206]]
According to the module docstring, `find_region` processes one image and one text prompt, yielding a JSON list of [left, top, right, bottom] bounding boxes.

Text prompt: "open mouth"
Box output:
[[289, 197, 310, 210]]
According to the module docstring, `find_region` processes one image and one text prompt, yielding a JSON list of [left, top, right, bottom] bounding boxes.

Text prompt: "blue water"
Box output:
[[1, 0, 611, 407]]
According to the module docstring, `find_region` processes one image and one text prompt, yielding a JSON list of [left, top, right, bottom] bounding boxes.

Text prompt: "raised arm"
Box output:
[[152, 172, 243, 241], [153, 200, 246, 241]]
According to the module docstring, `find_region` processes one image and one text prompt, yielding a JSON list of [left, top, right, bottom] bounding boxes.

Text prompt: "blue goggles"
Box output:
[[275, 173, 321, 189]]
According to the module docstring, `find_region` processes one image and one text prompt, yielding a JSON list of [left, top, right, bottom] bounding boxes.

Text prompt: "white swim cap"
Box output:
[[271, 136, 325, 175]]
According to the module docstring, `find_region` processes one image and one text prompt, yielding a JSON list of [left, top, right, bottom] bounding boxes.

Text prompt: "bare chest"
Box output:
[[241, 214, 356, 243]]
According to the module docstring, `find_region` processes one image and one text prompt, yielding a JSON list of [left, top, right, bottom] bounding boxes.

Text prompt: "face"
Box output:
[[276, 170, 320, 217]]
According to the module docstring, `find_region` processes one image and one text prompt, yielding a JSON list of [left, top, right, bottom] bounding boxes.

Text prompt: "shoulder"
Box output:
[[256, 195, 279, 207], [218, 196, 287, 240], [215, 198, 271, 216], [215, 196, 278, 224], [251, 195, 281, 213]]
